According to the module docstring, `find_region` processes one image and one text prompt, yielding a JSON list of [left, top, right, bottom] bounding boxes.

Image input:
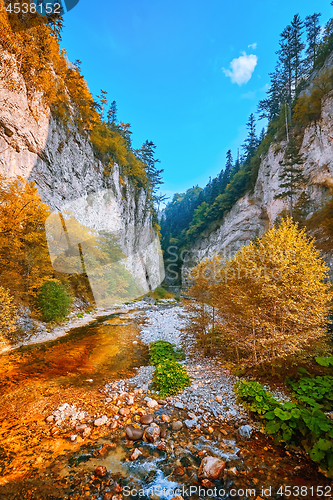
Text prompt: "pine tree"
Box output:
[[291, 14, 305, 90], [233, 149, 241, 174], [259, 127, 266, 143], [277, 24, 294, 107], [242, 113, 258, 162], [305, 13, 322, 70], [138, 140, 164, 207], [97, 89, 108, 119], [274, 136, 307, 216], [107, 100, 117, 125], [221, 149, 233, 191], [257, 67, 284, 121]]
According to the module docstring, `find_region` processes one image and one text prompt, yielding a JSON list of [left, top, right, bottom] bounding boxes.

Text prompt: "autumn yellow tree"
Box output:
[[0, 176, 53, 304], [0, 286, 16, 343], [187, 218, 332, 366]]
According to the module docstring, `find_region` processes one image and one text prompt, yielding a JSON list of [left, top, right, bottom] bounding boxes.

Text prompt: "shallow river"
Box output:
[[0, 307, 331, 500]]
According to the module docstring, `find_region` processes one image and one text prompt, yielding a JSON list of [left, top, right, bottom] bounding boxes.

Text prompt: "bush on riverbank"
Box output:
[[148, 286, 174, 301], [153, 359, 190, 398], [149, 340, 185, 365], [149, 340, 189, 397], [236, 359, 333, 477], [38, 280, 72, 322]]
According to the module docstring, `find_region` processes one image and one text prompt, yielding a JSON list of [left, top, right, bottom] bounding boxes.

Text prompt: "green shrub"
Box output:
[[38, 281, 72, 322], [235, 379, 333, 476], [77, 312, 84, 318], [149, 286, 174, 300], [153, 359, 190, 398], [316, 356, 333, 368], [149, 340, 185, 366], [288, 375, 333, 411]]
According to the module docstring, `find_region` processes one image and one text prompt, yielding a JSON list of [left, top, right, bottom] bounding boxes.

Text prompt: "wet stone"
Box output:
[[144, 423, 160, 442], [160, 426, 167, 438], [92, 443, 116, 458], [198, 456, 226, 480], [75, 424, 87, 432], [184, 419, 197, 429], [94, 415, 108, 426], [175, 402, 184, 409], [238, 424, 253, 439], [95, 466, 107, 477], [172, 421, 183, 431], [126, 425, 144, 440], [119, 407, 130, 416], [83, 427, 92, 438], [202, 479, 215, 488], [140, 414, 154, 425], [147, 399, 159, 409], [130, 448, 142, 460]]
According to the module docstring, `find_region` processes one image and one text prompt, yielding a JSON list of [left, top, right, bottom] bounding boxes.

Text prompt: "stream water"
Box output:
[[0, 306, 332, 500]]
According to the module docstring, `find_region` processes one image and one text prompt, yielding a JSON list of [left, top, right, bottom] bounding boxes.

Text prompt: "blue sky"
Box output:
[[60, 0, 333, 201]]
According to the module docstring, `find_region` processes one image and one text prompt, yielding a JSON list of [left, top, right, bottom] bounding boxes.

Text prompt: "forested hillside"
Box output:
[[161, 5, 333, 283]]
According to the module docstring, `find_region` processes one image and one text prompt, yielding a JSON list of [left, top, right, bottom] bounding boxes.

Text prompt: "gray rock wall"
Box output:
[[0, 49, 164, 305]]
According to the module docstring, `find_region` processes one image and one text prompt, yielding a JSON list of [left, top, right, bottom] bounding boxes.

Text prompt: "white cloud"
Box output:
[[248, 43, 257, 49], [223, 52, 258, 86]]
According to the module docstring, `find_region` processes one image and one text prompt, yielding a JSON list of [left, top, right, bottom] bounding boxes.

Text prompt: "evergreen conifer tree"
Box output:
[[138, 140, 164, 207], [221, 149, 233, 190], [242, 114, 258, 162], [305, 13, 322, 70], [291, 14, 305, 90], [107, 100, 117, 125], [275, 136, 307, 216]]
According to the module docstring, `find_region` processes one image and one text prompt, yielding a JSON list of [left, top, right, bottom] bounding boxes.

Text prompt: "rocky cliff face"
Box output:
[[0, 55, 164, 306], [182, 90, 333, 283]]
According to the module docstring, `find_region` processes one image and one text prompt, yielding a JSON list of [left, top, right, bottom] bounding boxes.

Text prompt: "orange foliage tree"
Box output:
[[0, 286, 16, 343], [0, 175, 53, 304], [186, 218, 332, 366]]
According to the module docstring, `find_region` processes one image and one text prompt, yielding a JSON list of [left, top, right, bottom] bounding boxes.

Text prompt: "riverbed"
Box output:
[[0, 301, 331, 500]]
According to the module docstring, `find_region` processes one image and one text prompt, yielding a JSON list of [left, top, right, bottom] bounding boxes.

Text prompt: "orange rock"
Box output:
[[198, 456, 225, 480], [202, 479, 215, 488], [95, 466, 107, 477], [92, 443, 116, 458]]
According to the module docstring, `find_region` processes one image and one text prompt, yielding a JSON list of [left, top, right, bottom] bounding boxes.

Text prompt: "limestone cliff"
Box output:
[[0, 52, 164, 307], [182, 90, 333, 282]]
